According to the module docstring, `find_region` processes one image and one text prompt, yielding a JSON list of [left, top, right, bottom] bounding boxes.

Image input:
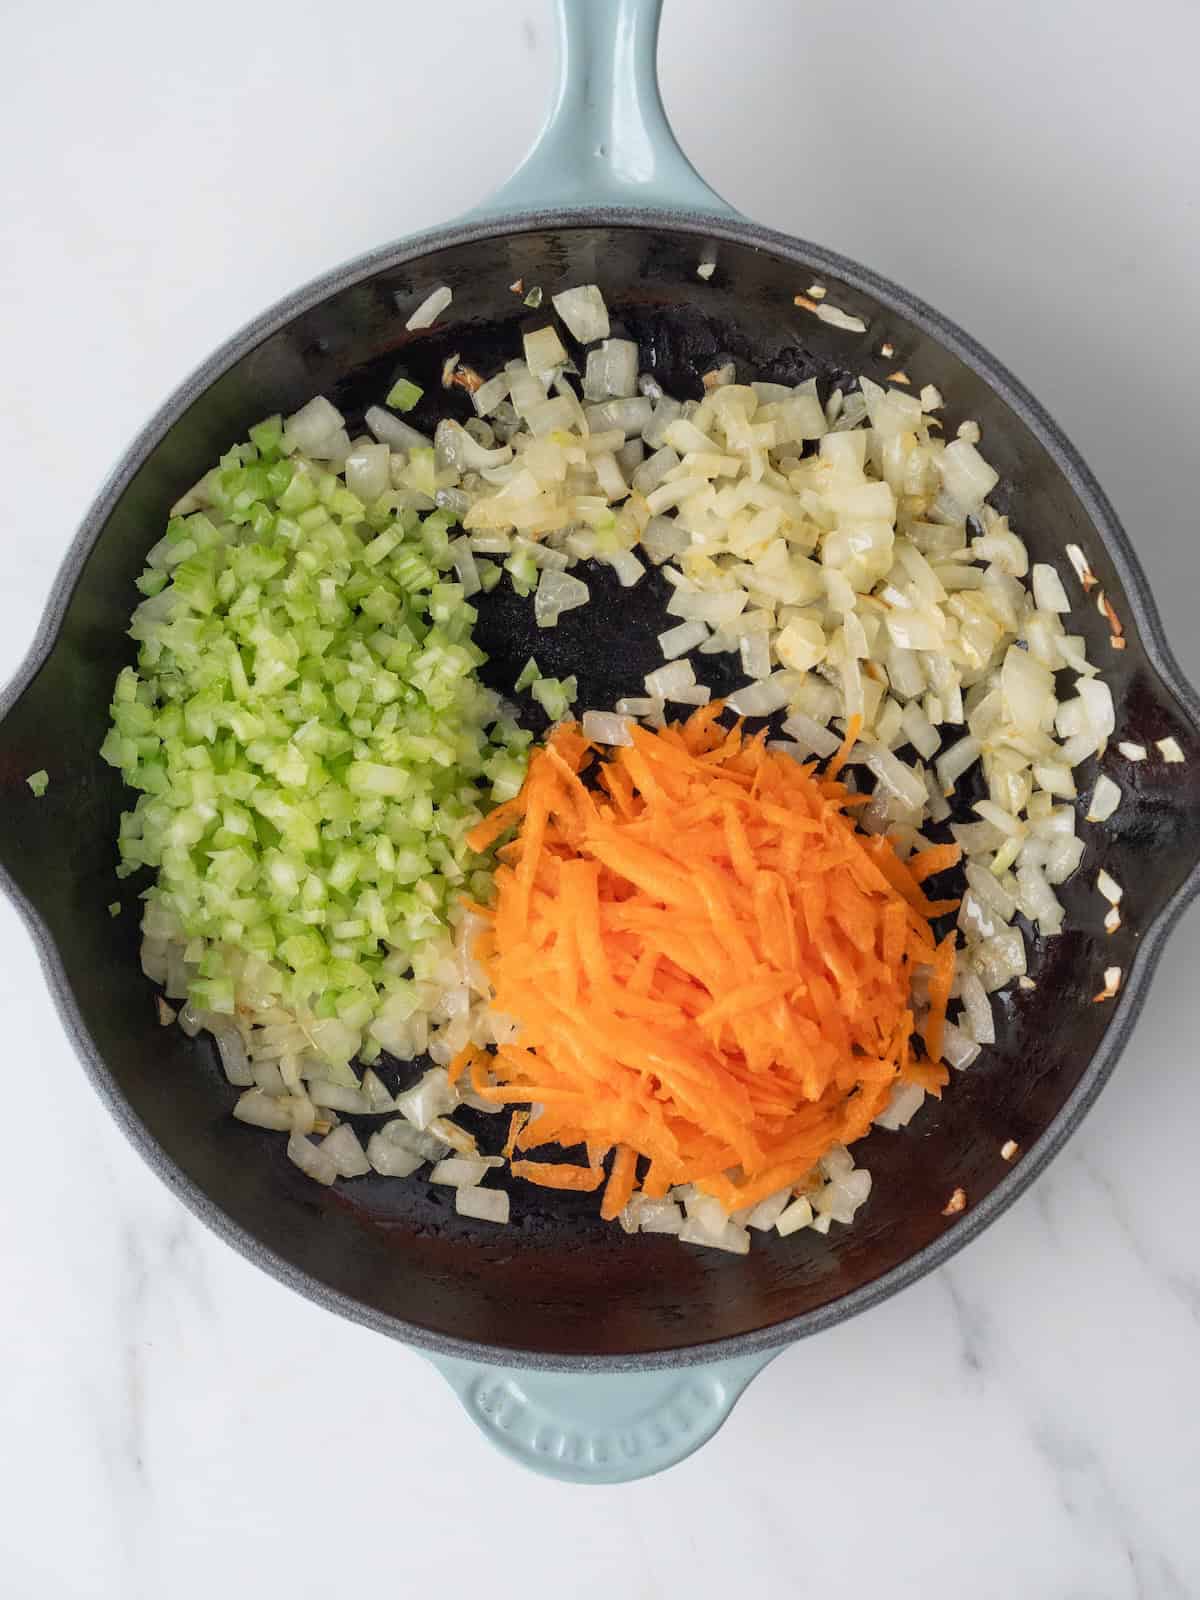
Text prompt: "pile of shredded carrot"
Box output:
[[454, 706, 957, 1221]]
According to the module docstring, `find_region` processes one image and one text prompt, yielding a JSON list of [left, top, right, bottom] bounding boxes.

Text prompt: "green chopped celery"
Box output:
[[25, 769, 49, 797], [476, 558, 502, 593], [386, 378, 423, 413], [249, 415, 284, 458], [278, 466, 318, 515], [107, 902, 121, 918], [483, 751, 528, 802], [523, 286, 544, 308], [190, 976, 235, 1015], [506, 548, 539, 597], [530, 675, 578, 724], [102, 414, 530, 1067], [405, 447, 438, 499], [514, 657, 541, 693]]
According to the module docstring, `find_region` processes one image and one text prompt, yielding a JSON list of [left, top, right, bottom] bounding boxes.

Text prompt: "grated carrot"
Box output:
[[510, 1160, 605, 1192], [907, 842, 962, 885], [503, 1109, 530, 1158], [600, 1144, 639, 1221], [470, 710, 955, 1221]]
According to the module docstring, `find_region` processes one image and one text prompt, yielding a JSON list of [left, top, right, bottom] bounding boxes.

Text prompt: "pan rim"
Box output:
[[4, 206, 1199, 1372]]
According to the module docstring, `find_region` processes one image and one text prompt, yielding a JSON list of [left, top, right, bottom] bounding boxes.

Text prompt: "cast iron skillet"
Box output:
[[2, 0, 1199, 1482]]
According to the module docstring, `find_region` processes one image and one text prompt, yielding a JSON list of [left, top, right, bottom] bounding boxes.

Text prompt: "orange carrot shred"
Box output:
[[471, 708, 957, 1226], [825, 712, 862, 781], [922, 933, 957, 1064], [465, 799, 523, 856], [601, 1144, 639, 1221], [503, 1109, 530, 1158], [446, 1045, 476, 1088], [510, 1160, 605, 1192], [907, 842, 962, 884]]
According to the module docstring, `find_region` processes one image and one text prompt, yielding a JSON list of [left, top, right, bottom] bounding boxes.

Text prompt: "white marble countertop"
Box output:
[[3, 1, 1199, 1593]]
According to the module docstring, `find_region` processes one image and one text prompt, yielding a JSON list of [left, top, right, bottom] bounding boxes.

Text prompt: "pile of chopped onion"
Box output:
[[428, 288, 1124, 1117], [617, 1144, 872, 1249]]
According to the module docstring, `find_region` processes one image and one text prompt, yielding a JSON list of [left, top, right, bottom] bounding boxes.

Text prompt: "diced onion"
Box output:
[[815, 304, 867, 334], [233, 1088, 294, 1132], [936, 736, 982, 794], [455, 1187, 510, 1223], [726, 672, 795, 717], [287, 1132, 338, 1185], [344, 441, 390, 503], [939, 439, 999, 510], [958, 969, 995, 1044], [321, 1125, 371, 1178], [430, 1156, 492, 1187], [745, 1190, 792, 1231], [862, 743, 927, 812], [308, 1081, 369, 1113], [524, 325, 568, 378], [365, 1132, 425, 1178], [1087, 774, 1121, 822], [775, 1196, 815, 1236], [635, 1199, 684, 1234], [395, 1068, 458, 1132], [211, 1027, 253, 1087], [1016, 861, 1064, 935], [679, 1217, 751, 1254], [472, 372, 511, 416], [583, 339, 639, 401], [551, 284, 610, 344], [972, 928, 1027, 992], [874, 1082, 926, 1131], [534, 569, 590, 627], [658, 620, 708, 660], [940, 1021, 982, 1070], [361, 1069, 396, 1113], [1032, 564, 1071, 613], [283, 396, 345, 455], [780, 712, 840, 758], [581, 711, 633, 746], [1096, 868, 1122, 904], [645, 659, 696, 701], [615, 696, 662, 717], [608, 548, 645, 587], [406, 285, 452, 330], [365, 405, 432, 452]]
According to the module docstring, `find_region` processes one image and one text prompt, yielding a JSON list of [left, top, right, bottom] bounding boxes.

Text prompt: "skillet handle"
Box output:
[[464, 0, 738, 220], [426, 1347, 778, 1483]]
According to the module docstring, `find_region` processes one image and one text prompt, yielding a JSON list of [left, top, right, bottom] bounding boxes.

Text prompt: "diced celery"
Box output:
[[101, 411, 530, 1065], [386, 378, 423, 412], [249, 415, 284, 457], [514, 657, 541, 693], [476, 558, 502, 593], [530, 675, 578, 723]]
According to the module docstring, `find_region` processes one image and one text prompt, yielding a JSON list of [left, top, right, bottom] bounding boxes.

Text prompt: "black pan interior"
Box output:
[[3, 221, 1198, 1362]]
